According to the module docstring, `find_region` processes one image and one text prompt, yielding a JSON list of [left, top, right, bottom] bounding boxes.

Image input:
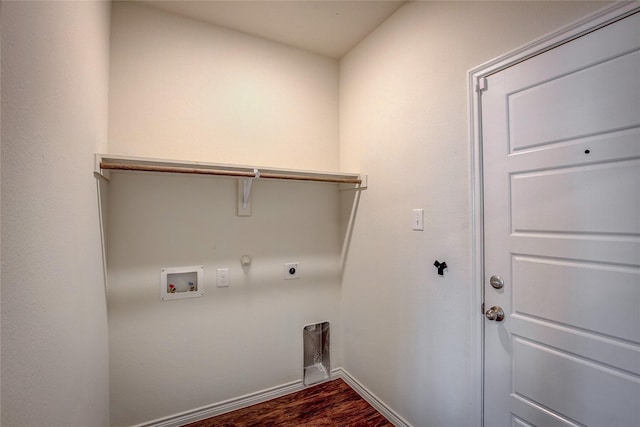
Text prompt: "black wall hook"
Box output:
[[434, 260, 448, 276]]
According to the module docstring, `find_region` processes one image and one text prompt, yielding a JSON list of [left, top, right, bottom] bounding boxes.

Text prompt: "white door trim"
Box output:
[[467, 2, 640, 426]]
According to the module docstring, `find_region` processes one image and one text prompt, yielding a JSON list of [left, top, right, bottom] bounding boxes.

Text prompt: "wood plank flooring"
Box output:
[[184, 378, 393, 426]]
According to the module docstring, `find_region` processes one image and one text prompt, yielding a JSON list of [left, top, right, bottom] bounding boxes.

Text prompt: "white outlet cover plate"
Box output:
[[284, 262, 300, 280]]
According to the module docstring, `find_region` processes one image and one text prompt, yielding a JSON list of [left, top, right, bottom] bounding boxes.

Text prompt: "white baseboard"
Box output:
[[133, 379, 305, 427], [333, 368, 412, 427], [136, 368, 411, 427]]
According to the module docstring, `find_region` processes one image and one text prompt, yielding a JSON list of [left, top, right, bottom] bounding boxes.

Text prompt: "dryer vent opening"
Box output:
[[303, 322, 330, 386]]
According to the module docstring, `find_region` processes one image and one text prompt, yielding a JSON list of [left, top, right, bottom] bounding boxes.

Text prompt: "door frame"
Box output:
[[467, 2, 640, 426]]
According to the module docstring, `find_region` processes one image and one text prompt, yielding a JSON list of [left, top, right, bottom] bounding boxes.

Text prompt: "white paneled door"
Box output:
[[481, 11, 640, 427]]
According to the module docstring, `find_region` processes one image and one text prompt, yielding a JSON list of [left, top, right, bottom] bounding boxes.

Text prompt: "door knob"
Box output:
[[485, 306, 505, 322]]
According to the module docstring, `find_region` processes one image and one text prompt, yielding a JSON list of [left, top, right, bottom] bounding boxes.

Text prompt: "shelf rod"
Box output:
[[100, 162, 362, 185]]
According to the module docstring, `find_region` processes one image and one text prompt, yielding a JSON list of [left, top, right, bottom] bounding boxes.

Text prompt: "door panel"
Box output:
[[509, 315, 640, 377], [508, 51, 640, 151], [513, 338, 640, 426], [482, 11, 640, 427], [507, 128, 640, 172], [513, 256, 640, 342], [511, 160, 640, 234], [510, 234, 639, 267]]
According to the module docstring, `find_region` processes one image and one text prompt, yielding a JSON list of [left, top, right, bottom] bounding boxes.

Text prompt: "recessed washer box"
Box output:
[[160, 265, 204, 301]]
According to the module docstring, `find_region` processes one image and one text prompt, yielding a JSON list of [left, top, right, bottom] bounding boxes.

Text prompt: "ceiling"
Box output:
[[138, 0, 407, 58]]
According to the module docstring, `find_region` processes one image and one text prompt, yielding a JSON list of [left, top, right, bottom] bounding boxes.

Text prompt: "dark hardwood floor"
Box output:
[[184, 378, 393, 426]]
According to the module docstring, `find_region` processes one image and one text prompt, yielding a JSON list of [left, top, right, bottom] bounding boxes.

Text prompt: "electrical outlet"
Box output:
[[284, 262, 300, 280]]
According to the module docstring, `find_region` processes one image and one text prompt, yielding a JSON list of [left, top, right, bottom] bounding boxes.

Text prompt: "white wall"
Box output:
[[0, 1, 111, 426], [107, 174, 345, 426], [106, 3, 344, 425], [108, 2, 339, 171], [339, 1, 608, 426]]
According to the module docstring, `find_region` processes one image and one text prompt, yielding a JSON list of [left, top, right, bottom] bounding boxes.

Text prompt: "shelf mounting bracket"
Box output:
[[237, 168, 258, 216]]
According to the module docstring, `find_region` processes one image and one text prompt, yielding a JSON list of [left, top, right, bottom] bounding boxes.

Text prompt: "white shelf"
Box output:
[[95, 154, 366, 216], [95, 154, 366, 187]]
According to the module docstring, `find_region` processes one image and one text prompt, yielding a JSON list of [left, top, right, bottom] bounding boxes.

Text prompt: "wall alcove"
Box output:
[[95, 153, 365, 426]]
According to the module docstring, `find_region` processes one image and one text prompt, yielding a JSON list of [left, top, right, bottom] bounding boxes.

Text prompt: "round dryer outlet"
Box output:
[[284, 262, 300, 280]]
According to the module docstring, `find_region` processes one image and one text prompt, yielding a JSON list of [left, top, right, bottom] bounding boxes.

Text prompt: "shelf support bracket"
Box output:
[[237, 168, 259, 216]]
